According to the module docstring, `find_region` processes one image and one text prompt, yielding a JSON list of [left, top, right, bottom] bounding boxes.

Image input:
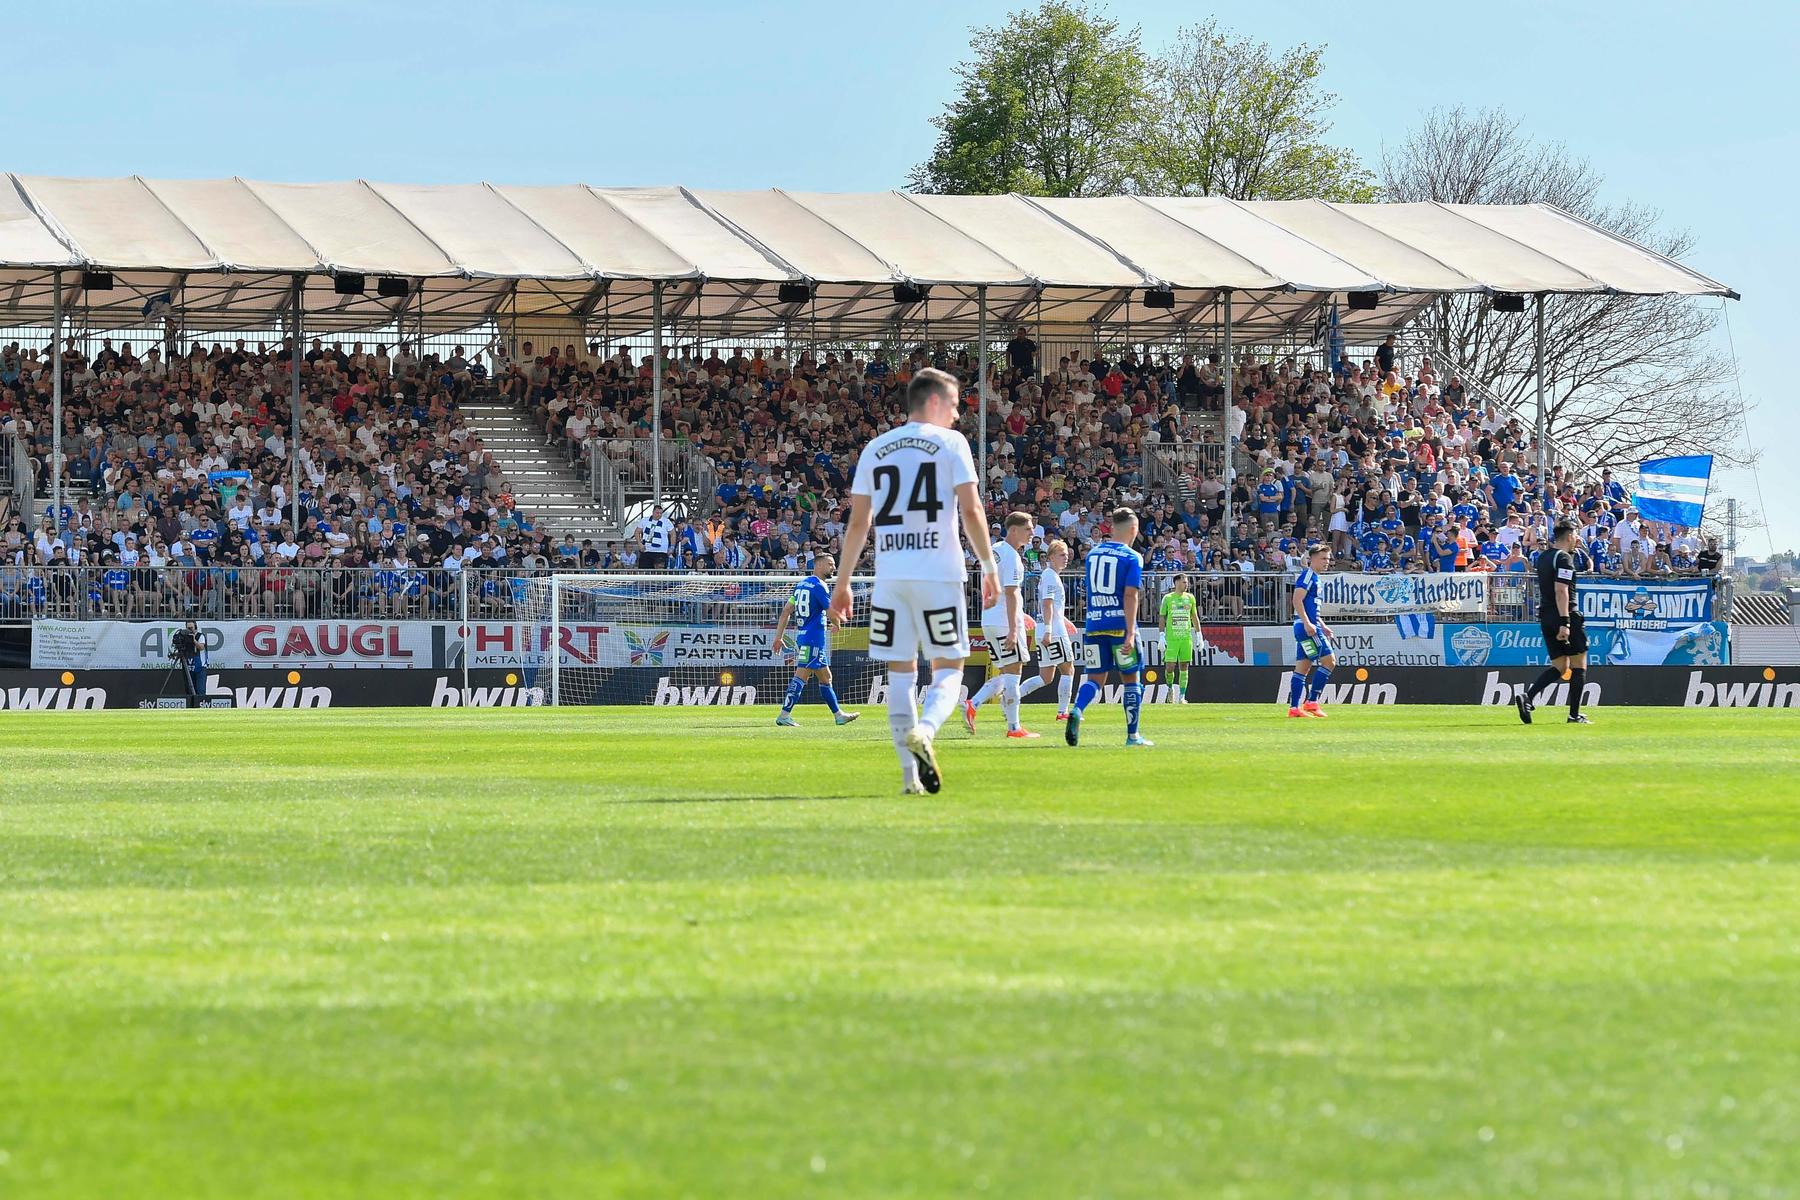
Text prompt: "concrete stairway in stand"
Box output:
[[458, 394, 620, 543]]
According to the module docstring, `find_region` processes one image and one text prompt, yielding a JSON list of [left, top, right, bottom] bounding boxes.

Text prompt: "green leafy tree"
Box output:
[[1136, 20, 1373, 200], [909, 2, 1150, 197]]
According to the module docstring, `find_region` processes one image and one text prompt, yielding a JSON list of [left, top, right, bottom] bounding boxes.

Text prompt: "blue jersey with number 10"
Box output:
[[1083, 541, 1143, 638], [791, 576, 830, 645]]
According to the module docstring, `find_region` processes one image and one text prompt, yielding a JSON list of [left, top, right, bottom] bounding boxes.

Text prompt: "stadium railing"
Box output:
[[0, 565, 1722, 627]]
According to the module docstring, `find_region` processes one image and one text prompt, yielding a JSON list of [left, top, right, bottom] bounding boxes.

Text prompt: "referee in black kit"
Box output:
[[1516, 520, 1592, 725]]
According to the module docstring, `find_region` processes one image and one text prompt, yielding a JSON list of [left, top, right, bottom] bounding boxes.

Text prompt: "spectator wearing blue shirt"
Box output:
[[1256, 471, 1282, 530], [1490, 467, 1518, 510]]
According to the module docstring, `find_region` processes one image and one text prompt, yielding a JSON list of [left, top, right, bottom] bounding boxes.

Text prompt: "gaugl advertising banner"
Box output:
[[31, 619, 872, 672]]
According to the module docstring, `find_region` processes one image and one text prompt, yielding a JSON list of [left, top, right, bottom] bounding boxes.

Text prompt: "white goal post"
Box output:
[[516, 573, 879, 706]]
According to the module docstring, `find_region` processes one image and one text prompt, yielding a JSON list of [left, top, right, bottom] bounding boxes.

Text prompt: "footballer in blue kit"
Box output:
[[770, 554, 859, 728], [1288, 543, 1337, 718], [1066, 508, 1151, 748]]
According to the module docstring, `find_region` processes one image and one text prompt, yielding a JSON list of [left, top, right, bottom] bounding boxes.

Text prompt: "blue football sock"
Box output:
[[1287, 671, 1306, 707], [1074, 680, 1099, 713], [1307, 666, 1332, 702], [782, 676, 806, 713], [819, 683, 841, 715], [1123, 682, 1142, 736]]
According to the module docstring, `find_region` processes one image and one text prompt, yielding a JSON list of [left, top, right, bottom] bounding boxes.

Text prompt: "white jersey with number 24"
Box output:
[[850, 421, 978, 583]]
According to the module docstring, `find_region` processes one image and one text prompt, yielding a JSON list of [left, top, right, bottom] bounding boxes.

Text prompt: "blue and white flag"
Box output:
[[1394, 611, 1436, 640], [1327, 301, 1345, 376], [1634, 455, 1711, 527], [142, 291, 174, 320]]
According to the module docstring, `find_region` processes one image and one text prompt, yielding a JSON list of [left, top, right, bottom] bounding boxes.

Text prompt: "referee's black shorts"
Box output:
[[1540, 612, 1588, 658]]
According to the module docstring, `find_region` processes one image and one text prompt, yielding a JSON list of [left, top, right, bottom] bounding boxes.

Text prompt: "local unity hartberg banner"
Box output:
[[1575, 579, 1713, 631]]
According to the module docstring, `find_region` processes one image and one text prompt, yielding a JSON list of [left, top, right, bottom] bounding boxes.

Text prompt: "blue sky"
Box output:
[[10, 0, 1794, 552]]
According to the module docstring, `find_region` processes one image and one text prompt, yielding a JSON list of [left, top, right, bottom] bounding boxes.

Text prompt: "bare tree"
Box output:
[[1381, 107, 1750, 474]]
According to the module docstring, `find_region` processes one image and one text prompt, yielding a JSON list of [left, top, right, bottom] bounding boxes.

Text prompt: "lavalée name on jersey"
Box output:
[[873, 436, 944, 460], [879, 530, 942, 552]]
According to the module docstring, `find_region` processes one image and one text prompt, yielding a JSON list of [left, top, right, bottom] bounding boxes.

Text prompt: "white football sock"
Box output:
[[969, 676, 1000, 710], [1001, 673, 1021, 732], [1057, 673, 1074, 713], [916, 667, 962, 736], [887, 669, 920, 787], [1016, 675, 1046, 701]]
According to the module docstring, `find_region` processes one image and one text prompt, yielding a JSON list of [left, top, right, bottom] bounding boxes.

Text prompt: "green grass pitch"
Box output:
[[1, 704, 1797, 1199]]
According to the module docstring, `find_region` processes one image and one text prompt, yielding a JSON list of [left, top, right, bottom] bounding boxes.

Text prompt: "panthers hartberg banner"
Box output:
[[1316, 573, 1488, 616], [1576, 579, 1714, 632]]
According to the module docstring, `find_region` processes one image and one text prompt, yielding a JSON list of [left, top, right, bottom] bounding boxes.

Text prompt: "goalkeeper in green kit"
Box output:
[[1160, 574, 1199, 704]]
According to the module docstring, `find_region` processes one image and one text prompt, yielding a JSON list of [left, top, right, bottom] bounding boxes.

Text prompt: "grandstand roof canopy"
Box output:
[[0, 176, 1737, 339]]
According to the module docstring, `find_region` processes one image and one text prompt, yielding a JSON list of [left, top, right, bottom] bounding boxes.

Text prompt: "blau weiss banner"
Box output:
[[1443, 621, 1729, 667]]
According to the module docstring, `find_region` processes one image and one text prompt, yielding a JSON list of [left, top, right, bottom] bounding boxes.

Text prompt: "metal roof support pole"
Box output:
[[50, 273, 62, 536], [652, 282, 664, 508], [291, 275, 304, 534], [1534, 293, 1548, 502], [1221, 289, 1234, 559], [1034, 290, 1043, 376], [976, 285, 989, 496]]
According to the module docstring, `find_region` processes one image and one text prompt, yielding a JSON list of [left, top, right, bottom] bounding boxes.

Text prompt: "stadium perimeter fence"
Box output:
[[0, 565, 1724, 627]]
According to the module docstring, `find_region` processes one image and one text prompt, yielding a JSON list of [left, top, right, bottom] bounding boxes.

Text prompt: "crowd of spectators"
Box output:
[[0, 323, 1722, 620], [0, 335, 639, 617], [515, 329, 1723, 581]]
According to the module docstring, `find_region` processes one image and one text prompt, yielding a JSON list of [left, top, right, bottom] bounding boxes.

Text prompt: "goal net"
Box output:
[[516, 573, 880, 707]]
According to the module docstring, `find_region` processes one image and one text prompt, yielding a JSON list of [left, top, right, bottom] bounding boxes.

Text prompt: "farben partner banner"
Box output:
[[31, 620, 868, 671], [1316, 572, 1488, 616]]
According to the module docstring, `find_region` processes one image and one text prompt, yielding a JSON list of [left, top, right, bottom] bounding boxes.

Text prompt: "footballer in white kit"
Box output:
[[963, 512, 1038, 738], [1017, 537, 1079, 718], [831, 368, 1000, 795]]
